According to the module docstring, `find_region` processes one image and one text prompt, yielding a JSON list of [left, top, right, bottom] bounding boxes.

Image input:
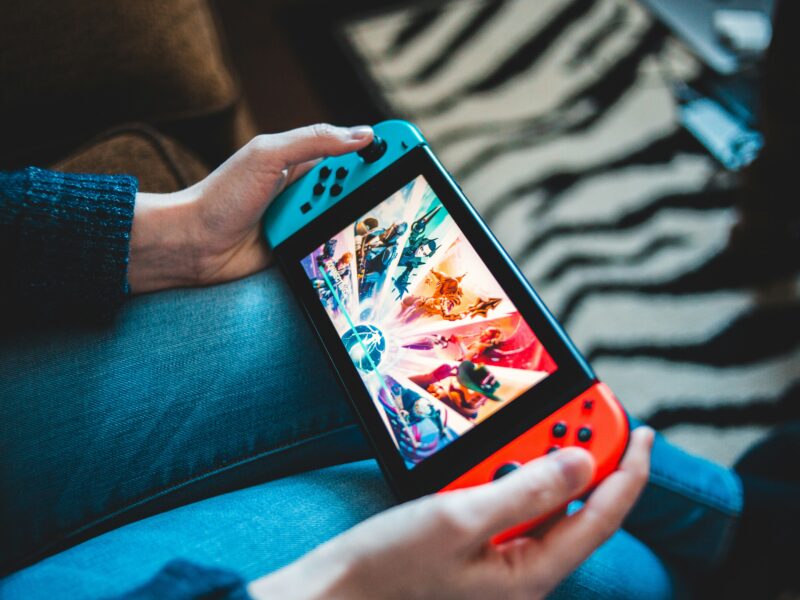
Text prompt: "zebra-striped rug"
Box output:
[[339, 0, 800, 466]]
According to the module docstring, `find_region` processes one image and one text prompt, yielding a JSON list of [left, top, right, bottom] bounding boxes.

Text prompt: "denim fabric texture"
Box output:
[[1, 269, 743, 598], [624, 418, 743, 572], [0, 268, 370, 573]]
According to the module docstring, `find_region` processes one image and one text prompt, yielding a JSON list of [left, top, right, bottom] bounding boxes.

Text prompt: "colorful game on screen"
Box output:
[[301, 176, 557, 469]]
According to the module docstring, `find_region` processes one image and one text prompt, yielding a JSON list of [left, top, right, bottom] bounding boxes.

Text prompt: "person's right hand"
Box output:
[[249, 427, 654, 600]]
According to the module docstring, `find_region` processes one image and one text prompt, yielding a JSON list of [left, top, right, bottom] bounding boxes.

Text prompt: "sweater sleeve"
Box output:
[[114, 560, 250, 600], [0, 167, 137, 325]]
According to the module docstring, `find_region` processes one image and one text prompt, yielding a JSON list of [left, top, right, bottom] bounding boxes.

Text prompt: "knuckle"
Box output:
[[430, 500, 475, 539], [515, 463, 566, 511], [518, 478, 556, 511], [249, 134, 275, 156], [309, 122, 339, 139]]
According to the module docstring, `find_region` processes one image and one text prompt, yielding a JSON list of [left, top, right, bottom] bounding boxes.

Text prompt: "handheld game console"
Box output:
[[263, 121, 629, 541]]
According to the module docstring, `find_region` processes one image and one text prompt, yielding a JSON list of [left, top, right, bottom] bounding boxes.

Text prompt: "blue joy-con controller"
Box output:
[[263, 120, 427, 248]]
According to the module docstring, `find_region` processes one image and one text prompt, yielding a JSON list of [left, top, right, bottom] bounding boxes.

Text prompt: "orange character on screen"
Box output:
[[400, 270, 465, 321]]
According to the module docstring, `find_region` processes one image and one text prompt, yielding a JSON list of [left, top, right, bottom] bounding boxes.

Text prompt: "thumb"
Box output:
[[258, 123, 374, 168], [444, 448, 595, 544]]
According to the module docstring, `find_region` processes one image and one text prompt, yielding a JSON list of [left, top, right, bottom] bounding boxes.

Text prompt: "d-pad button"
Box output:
[[493, 462, 521, 481]]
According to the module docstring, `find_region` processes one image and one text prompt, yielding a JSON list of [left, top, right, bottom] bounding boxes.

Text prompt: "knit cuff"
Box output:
[[118, 560, 250, 600], [5, 167, 137, 325]]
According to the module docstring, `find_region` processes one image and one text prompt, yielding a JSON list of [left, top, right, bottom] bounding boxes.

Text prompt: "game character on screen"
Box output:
[[311, 239, 353, 311], [389, 383, 449, 440], [393, 205, 441, 298], [399, 270, 464, 321], [410, 361, 501, 421], [355, 217, 408, 298], [454, 326, 533, 365]]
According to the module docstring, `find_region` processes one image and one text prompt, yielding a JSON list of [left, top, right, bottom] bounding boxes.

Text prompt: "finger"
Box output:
[[527, 427, 654, 582], [256, 123, 373, 168], [285, 159, 320, 186], [523, 505, 570, 538], [440, 447, 595, 545]]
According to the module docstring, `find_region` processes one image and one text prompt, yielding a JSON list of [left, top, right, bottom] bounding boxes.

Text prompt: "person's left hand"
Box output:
[[127, 124, 374, 293]]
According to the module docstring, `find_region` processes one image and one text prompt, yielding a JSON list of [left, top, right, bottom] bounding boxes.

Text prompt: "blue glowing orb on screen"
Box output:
[[342, 324, 386, 371]]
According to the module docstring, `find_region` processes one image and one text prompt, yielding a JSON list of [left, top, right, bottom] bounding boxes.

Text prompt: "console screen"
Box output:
[[301, 175, 558, 469]]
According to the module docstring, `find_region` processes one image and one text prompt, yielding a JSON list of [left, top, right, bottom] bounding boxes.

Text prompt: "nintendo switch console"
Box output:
[[263, 121, 629, 540]]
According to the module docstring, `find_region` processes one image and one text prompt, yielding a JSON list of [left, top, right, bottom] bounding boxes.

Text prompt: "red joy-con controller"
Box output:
[[439, 382, 629, 544]]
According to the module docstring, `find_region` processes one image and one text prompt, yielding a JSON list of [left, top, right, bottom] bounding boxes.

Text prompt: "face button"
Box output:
[[492, 462, 521, 481], [336, 166, 349, 179], [547, 445, 561, 454], [551, 421, 567, 438], [582, 399, 594, 411], [577, 427, 593, 443], [319, 166, 331, 179], [357, 135, 387, 164], [330, 183, 343, 196], [313, 182, 325, 196]]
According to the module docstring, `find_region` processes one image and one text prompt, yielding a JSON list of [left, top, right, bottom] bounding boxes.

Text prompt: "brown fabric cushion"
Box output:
[[51, 125, 210, 194], [0, 0, 243, 171]]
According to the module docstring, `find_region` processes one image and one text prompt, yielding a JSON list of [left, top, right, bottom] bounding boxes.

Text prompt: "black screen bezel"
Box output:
[[274, 145, 595, 499]]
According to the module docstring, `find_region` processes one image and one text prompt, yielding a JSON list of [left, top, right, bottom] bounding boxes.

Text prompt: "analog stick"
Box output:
[[357, 134, 388, 163]]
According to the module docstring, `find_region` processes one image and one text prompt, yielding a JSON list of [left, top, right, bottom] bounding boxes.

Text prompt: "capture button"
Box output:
[[577, 427, 593, 443], [493, 462, 521, 481], [552, 421, 567, 438]]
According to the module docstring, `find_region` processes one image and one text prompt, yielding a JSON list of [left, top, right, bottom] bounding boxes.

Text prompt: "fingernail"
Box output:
[[639, 426, 656, 448], [348, 125, 373, 141], [553, 448, 592, 491]]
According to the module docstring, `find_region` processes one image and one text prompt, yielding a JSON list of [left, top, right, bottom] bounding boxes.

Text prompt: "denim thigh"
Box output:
[[2, 460, 690, 600], [623, 419, 743, 574], [0, 268, 369, 573]]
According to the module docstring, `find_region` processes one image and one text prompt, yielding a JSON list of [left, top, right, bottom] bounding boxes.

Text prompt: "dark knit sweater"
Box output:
[[0, 167, 136, 325], [118, 560, 248, 600], [1, 167, 250, 598]]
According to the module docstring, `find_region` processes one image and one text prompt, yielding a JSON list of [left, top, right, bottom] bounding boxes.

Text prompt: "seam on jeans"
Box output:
[[630, 482, 742, 571], [707, 468, 744, 567], [709, 508, 740, 567], [648, 466, 742, 517], [18, 422, 362, 570]]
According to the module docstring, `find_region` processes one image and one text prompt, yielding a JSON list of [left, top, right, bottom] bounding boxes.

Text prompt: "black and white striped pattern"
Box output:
[[342, 0, 800, 465]]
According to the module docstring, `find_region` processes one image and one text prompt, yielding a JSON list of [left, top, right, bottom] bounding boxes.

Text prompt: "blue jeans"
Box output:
[[0, 269, 742, 598]]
